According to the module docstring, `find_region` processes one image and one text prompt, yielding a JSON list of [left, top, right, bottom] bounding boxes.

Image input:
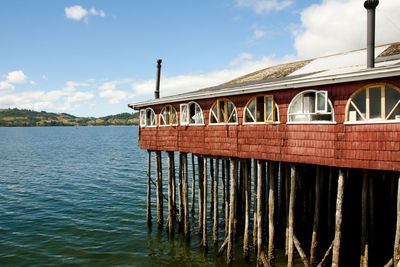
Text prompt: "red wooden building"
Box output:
[[129, 42, 400, 266]]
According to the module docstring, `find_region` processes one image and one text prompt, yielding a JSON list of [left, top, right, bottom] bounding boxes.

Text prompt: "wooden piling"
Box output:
[[225, 160, 230, 235], [253, 158, 258, 251], [361, 169, 368, 266], [167, 151, 175, 234], [243, 159, 250, 260], [155, 151, 163, 229], [310, 165, 322, 265], [227, 158, 238, 264], [191, 154, 195, 215], [210, 158, 214, 218], [257, 159, 264, 263], [147, 150, 152, 226], [285, 162, 290, 256], [178, 153, 183, 228], [332, 169, 345, 267], [198, 156, 204, 234], [268, 161, 276, 266], [182, 153, 190, 238], [328, 167, 333, 240], [394, 173, 400, 266], [213, 158, 219, 245], [221, 159, 226, 232], [288, 163, 296, 267], [202, 156, 208, 249]]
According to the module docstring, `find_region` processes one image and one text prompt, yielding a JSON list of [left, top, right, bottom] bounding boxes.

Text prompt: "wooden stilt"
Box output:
[[167, 151, 175, 234], [202, 156, 208, 249], [268, 161, 276, 266], [178, 153, 183, 228], [222, 158, 226, 232], [213, 158, 219, 245], [332, 168, 345, 267], [368, 172, 374, 249], [257, 159, 263, 263], [172, 152, 176, 222], [288, 163, 296, 267], [253, 158, 258, 251], [147, 150, 152, 226], [394, 172, 400, 266], [243, 159, 250, 260], [285, 162, 290, 256], [183, 153, 190, 238], [198, 156, 204, 234], [225, 160, 230, 235], [310, 165, 322, 265], [155, 151, 163, 229], [191, 154, 195, 215], [294, 234, 310, 267], [227, 158, 238, 264], [278, 161, 284, 233], [328, 167, 333, 240], [361, 169, 368, 267], [264, 161, 270, 241], [210, 158, 214, 219]]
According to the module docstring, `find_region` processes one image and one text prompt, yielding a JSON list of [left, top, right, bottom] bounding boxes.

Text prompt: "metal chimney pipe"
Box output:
[[364, 0, 379, 68], [154, 59, 162, 99]]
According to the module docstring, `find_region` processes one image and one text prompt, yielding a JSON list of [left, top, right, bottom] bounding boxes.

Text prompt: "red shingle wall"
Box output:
[[139, 77, 400, 171]]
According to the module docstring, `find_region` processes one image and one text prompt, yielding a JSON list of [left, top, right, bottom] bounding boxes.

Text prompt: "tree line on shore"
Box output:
[[0, 108, 139, 127]]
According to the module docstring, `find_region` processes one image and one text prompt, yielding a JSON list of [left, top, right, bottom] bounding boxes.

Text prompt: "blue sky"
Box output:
[[0, 0, 399, 117]]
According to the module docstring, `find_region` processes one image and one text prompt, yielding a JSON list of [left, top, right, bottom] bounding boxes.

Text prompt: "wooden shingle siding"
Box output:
[[139, 76, 400, 171]]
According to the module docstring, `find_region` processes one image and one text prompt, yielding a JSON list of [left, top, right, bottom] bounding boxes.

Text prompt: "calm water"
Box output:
[[1, 126, 273, 266]]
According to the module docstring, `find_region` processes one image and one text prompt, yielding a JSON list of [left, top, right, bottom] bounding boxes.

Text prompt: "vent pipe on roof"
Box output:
[[364, 0, 379, 68], [154, 59, 162, 99]]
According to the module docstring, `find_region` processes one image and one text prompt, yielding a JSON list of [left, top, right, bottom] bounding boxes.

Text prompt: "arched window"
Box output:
[[139, 107, 156, 127], [180, 101, 204, 126], [288, 90, 334, 123], [345, 83, 400, 123], [244, 95, 279, 123], [160, 105, 178, 126], [209, 98, 237, 124]]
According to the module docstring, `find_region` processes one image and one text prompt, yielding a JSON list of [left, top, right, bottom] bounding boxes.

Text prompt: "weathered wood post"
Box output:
[[178, 153, 183, 228], [257, 159, 264, 263], [288, 163, 296, 267], [310, 165, 322, 265], [253, 159, 258, 254], [191, 154, 196, 215], [361, 169, 369, 266], [198, 156, 204, 234], [210, 158, 214, 218], [243, 159, 251, 259], [221, 158, 226, 231], [394, 173, 400, 266], [227, 158, 238, 264], [147, 150, 152, 226], [155, 151, 163, 229], [167, 151, 175, 234], [332, 169, 345, 267], [285, 162, 290, 256], [213, 158, 219, 245], [202, 156, 208, 249], [182, 153, 190, 238], [268, 161, 276, 266], [225, 160, 230, 234]]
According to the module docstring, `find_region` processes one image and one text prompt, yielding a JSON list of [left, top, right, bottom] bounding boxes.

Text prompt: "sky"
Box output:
[[0, 0, 399, 117]]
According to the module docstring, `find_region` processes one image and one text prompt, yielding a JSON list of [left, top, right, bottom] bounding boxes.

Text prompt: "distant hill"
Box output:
[[0, 108, 139, 127]]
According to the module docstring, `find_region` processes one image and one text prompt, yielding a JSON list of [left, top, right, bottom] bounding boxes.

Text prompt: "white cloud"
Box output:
[[131, 54, 285, 98], [236, 0, 294, 14], [0, 70, 28, 90], [65, 5, 106, 22], [294, 0, 400, 58], [98, 79, 134, 104], [0, 81, 14, 90], [65, 6, 88, 21]]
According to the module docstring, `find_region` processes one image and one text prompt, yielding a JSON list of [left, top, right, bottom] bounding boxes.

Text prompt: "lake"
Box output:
[[0, 126, 273, 266]]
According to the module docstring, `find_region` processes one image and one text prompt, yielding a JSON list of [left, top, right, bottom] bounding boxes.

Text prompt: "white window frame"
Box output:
[[345, 83, 400, 124], [180, 101, 205, 126], [287, 90, 335, 124], [139, 108, 157, 128]]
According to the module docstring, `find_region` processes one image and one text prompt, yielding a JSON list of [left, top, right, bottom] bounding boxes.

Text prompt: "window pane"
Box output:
[[352, 89, 366, 121], [303, 92, 315, 113], [266, 96, 273, 121], [386, 86, 400, 120], [256, 96, 264, 122], [227, 101, 236, 122], [369, 87, 381, 119], [316, 91, 327, 112], [291, 95, 302, 114], [189, 103, 195, 124], [246, 99, 256, 122], [220, 100, 227, 122], [146, 109, 152, 125], [211, 105, 218, 123]]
